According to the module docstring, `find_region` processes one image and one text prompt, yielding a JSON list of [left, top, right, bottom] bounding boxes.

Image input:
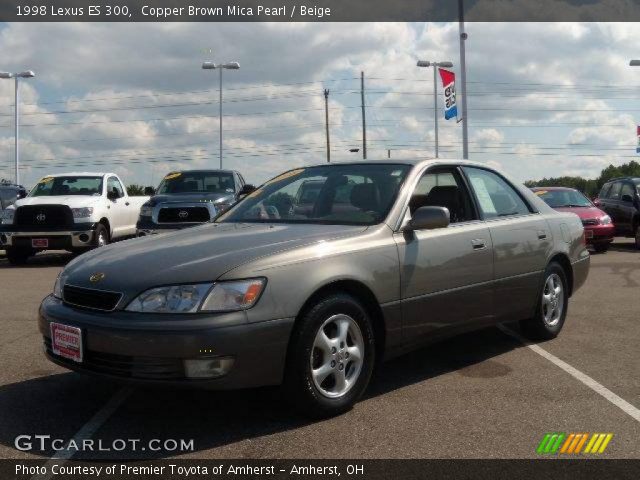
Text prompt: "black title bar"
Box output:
[[1, 0, 640, 22]]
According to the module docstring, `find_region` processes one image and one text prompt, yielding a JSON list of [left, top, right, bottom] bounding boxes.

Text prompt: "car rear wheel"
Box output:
[[5, 247, 34, 265], [635, 224, 640, 250], [520, 262, 569, 340], [284, 293, 375, 418]]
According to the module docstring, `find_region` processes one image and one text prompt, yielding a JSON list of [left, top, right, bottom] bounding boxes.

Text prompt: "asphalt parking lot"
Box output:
[[0, 241, 638, 461]]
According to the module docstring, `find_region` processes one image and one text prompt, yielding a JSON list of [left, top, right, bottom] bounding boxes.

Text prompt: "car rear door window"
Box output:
[[463, 167, 532, 219]]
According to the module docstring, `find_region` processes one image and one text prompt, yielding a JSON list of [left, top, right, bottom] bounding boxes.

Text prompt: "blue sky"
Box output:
[[1, 22, 640, 189]]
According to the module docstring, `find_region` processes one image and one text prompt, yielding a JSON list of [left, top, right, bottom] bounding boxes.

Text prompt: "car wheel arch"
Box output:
[[547, 253, 573, 297], [291, 279, 386, 362], [98, 218, 111, 239]]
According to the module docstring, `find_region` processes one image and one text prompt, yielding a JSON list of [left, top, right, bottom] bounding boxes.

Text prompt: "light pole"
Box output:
[[202, 61, 240, 169], [417, 60, 453, 158], [0, 70, 35, 185]]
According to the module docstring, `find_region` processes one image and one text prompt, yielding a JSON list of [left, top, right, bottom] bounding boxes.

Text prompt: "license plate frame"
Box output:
[[32, 238, 49, 248], [50, 323, 83, 363]]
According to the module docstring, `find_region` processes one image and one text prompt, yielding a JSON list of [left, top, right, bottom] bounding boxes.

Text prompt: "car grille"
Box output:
[[44, 338, 185, 380], [63, 285, 122, 312], [582, 219, 599, 226], [15, 205, 74, 228], [157, 206, 210, 223]]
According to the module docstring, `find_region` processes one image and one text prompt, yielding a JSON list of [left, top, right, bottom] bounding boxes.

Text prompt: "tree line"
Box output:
[[524, 160, 640, 198]]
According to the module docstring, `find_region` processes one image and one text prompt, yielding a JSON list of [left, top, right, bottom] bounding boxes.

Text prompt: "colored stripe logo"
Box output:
[[537, 433, 613, 454]]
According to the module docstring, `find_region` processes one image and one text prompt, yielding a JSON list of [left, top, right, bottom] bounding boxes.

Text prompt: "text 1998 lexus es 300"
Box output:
[[39, 159, 589, 417]]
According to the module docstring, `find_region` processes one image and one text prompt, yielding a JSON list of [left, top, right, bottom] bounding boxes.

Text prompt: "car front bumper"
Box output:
[[0, 223, 97, 249], [38, 295, 295, 389], [136, 218, 203, 236], [584, 223, 615, 244]]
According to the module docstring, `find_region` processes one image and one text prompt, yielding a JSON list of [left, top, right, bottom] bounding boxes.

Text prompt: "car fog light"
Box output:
[[78, 233, 90, 242], [183, 356, 235, 379]]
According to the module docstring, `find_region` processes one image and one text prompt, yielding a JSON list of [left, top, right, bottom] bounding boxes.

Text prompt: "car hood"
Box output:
[[62, 222, 368, 296], [554, 206, 606, 221], [148, 193, 234, 205], [15, 196, 103, 208]]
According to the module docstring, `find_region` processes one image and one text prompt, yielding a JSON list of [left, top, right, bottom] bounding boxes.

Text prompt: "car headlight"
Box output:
[[200, 278, 266, 312], [126, 284, 213, 313], [140, 204, 153, 217], [125, 278, 266, 314], [600, 215, 612, 225], [53, 272, 65, 299], [1, 208, 15, 224], [71, 207, 94, 219]]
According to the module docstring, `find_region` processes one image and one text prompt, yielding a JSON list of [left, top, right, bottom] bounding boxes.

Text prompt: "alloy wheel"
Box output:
[[310, 314, 364, 398], [542, 273, 564, 327]]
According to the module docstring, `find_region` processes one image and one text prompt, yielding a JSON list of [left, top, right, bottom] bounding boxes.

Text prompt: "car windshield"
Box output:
[[534, 189, 592, 208], [29, 176, 103, 197], [217, 164, 411, 226], [157, 172, 236, 194]]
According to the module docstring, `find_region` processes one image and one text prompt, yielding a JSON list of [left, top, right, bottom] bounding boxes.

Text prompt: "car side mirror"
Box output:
[[17, 189, 26, 199], [144, 187, 155, 196], [107, 189, 119, 200], [238, 184, 256, 198], [406, 206, 450, 231], [621, 194, 633, 203]]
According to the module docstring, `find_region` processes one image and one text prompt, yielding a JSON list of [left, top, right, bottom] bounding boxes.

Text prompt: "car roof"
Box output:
[[303, 158, 490, 169], [165, 169, 236, 174], [40, 172, 111, 178], [603, 176, 640, 183]]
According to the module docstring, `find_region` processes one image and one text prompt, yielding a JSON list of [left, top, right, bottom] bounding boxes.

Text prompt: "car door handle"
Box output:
[[125, 202, 130, 206], [471, 239, 486, 250], [537, 230, 547, 240]]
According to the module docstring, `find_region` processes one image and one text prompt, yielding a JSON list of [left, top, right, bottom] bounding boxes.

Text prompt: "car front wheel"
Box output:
[[520, 262, 569, 340], [284, 293, 375, 418]]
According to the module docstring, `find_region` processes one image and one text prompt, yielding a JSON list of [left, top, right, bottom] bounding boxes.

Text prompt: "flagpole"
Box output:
[[433, 65, 439, 158], [459, 0, 469, 159]]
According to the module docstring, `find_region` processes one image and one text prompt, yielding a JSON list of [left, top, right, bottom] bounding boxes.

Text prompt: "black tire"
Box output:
[[520, 262, 569, 341], [283, 293, 376, 418], [634, 224, 640, 250], [593, 243, 609, 253], [94, 224, 109, 248], [5, 247, 34, 265]]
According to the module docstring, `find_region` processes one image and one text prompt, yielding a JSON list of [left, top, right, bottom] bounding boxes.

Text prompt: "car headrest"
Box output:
[[350, 183, 380, 211], [425, 186, 461, 207]]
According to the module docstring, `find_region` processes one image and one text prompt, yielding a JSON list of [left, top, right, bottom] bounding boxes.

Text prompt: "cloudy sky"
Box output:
[[1, 22, 640, 189]]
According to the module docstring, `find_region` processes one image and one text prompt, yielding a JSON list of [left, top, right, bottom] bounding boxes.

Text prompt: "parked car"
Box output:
[[39, 160, 589, 417], [594, 177, 640, 249], [531, 187, 614, 253], [0, 172, 148, 265], [136, 169, 254, 236], [0, 181, 27, 211]]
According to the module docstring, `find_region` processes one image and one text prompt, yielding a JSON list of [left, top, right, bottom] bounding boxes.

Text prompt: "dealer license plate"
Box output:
[[50, 323, 83, 363], [32, 238, 49, 248]]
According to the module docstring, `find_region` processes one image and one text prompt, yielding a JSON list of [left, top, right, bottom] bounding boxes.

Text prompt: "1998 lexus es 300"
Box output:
[[40, 160, 589, 417]]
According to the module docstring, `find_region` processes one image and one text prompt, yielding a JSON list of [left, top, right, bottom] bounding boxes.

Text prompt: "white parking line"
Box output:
[[498, 325, 640, 423], [31, 387, 133, 480]]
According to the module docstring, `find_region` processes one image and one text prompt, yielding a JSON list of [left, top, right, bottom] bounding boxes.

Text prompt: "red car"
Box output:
[[532, 187, 615, 252]]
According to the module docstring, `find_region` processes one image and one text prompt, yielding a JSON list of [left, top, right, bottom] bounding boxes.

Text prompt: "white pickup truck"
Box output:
[[0, 172, 148, 265]]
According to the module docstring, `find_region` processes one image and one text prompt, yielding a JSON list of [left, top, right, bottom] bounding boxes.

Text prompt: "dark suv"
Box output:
[[0, 182, 27, 211], [136, 169, 254, 236], [594, 177, 640, 249]]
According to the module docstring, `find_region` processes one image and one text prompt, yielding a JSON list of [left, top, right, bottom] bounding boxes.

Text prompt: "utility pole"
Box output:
[[459, 0, 469, 159], [360, 71, 367, 159], [324, 89, 331, 163]]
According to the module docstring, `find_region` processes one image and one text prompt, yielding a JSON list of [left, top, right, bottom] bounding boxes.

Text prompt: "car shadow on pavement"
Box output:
[[0, 326, 523, 459], [0, 251, 74, 269]]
